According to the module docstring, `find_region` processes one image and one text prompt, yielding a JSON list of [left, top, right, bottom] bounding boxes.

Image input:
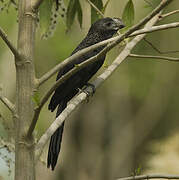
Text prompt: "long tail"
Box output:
[[47, 101, 67, 170]]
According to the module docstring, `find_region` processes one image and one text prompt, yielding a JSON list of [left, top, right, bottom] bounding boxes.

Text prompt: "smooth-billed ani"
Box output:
[[47, 17, 125, 170]]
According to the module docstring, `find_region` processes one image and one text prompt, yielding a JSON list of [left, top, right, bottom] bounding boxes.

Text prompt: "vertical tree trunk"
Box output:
[[15, 0, 36, 179]]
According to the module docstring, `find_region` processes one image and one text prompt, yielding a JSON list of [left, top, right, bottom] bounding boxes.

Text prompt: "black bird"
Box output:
[[47, 17, 125, 170]]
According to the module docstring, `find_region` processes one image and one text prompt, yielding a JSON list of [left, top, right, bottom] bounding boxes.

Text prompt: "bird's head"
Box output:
[[89, 17, 125, 36]]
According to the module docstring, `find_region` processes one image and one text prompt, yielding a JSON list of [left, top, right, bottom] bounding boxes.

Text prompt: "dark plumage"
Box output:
[[47, 17, 125, 170]]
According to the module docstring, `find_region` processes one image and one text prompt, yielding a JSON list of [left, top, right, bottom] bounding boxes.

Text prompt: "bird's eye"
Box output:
[[106, 22, 112, 27]]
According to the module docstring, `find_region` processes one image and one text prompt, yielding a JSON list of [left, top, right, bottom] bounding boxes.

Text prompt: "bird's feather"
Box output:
[[47, 17, 125, 170]]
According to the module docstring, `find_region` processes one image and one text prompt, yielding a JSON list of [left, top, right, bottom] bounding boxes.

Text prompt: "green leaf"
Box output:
[[76, 0, 83, 28], [103, 60, 109, 68], [74, 64, 80, 67], [90, 0, 103, 24], [32, 92, 40, 106], [66, 0, 77, 29], [0, 0, 18, 13], [39, 0, 53, 36], [66, 0, 83, 30], [122, 0, 135, 28], [136, 165, 142, 175]]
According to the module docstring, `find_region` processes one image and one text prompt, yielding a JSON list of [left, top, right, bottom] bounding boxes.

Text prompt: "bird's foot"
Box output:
[[85, 83, 96, 96], [78, 83, 95, 103], [78, 88, 90, 103]]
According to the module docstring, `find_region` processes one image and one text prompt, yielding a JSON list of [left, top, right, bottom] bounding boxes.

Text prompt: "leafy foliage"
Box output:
[[0, 0, 17, 13], [39, 0, 54, 37], [39, 0, 139, 37], [90, 0, 103, 24], [76, 0, 82, 28], [66, 0, 83, 29], [38, 0, 113, 36], [66, 0, 105, 29], [39, 0, 66, 39], [122, 0, 135, 29], [66, 0, 77, 29]]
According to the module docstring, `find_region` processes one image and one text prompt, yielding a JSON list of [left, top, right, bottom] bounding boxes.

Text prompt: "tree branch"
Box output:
[[32, 0, 44, 10], [144, 0, 154, 8], [35, 13, 160, 160], [144, 38, 179, 54], [116, 174, 179, 180], [131, 22, 179, 37], [36, 21, 179, 87], [86, 0, 104, 17], [129, 53, 179, 62], [0, 27, 22, 60], [37, 0, 175, 87], [28, 0, 175, 138], [160, 9, 179, 19], [0, 86, 16, 115]]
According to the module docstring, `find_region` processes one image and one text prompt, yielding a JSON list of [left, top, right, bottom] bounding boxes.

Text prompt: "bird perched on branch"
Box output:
[[47, 17, 125, 170]]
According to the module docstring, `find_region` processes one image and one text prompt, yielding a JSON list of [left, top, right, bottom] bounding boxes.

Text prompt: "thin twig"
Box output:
[[30, 21, 179, 135], [129, 53, 179, 62], [144, 0, 154, 8], [29, 1, 175, 137], [0, 27, 22, 60], [116, 174, 179, 180], [0, 87, 16, 115], [37, 20, 179, 87], [35, 13, 160, 160], [28, 49, 106, 137], [85, 0, 121, 36], [86, 0, 104, 17], [37, 0, 173, 87], [103, 0, 110, 12], [144, 38, 179, 54], [160, 9, 179, 19], [133, 22, 179, 36], [0, 111, 10, 133]]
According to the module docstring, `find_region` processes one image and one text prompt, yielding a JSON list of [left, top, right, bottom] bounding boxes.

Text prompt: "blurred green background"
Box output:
[[0, 0, 179, 179]]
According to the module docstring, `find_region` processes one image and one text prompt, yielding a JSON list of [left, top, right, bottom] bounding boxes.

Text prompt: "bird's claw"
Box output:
[[85, 83, 96, 95], [78, 83, 95, 103], [78, 88, 91, 103]]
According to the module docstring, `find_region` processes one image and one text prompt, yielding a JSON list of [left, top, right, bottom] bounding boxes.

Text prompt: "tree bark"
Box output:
[[15, 0, 36, 179]]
